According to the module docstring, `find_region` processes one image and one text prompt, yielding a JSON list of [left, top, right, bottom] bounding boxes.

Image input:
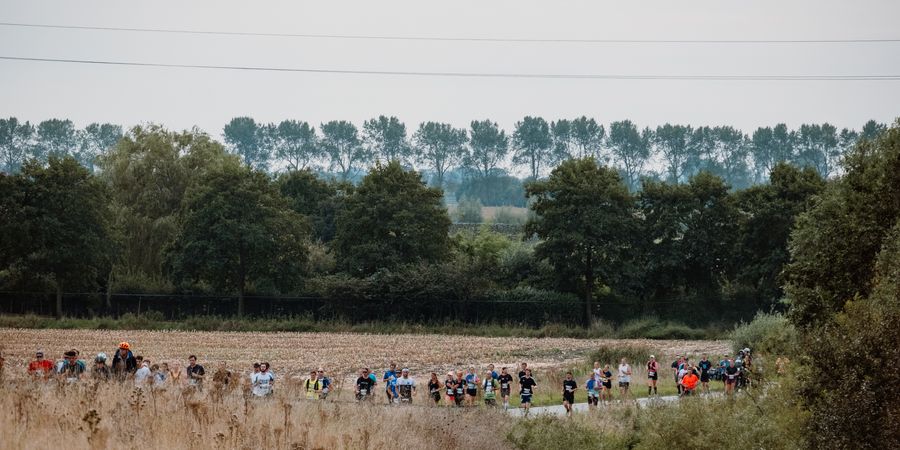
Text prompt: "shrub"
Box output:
[[492, 206, 527, 225], [728, 311, 797, 355], [615, 316, 708, 340], [507, 414, 632, 450], [455, 196, 483, 223], [586, 345, 654, 367]]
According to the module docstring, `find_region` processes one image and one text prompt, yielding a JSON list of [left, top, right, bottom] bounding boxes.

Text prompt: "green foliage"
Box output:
[[465, 119, 508, 179], [334, 161, 451, 275], [614, 317, 710, 340], [786, 122, 900, 328], [728, 312, 796, 355], [455, 196, 483, 223], [512, 116, 552, 180], [166, 166, 309, 315], [527, 158, 636, 325], [413, 121, 467, 188], [2, 156, 113, 316], [507, 415, 631, 450], [0, 117, 35, 173], [586, 344, 653, 367], [320, 120, 370, 181], [454, 227, 512, 268], [363, 115, 410, 164], [223, 116, 270, 171], [492, 207, 527, 225], [607, 120, 651, 190], [455, 174, 525, 207], [277, 169, 348, 242]]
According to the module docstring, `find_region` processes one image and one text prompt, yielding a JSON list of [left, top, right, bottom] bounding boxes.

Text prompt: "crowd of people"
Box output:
[[5, 342, 753, 416]]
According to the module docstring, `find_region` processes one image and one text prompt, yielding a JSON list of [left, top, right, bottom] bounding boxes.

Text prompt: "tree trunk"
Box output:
[[55, 282, 63, 320], [238, 285, 245, 319], [583, 251, 594, 328]]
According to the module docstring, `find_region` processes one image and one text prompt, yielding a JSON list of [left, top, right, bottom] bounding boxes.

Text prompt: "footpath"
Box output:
[[506, 393, 720, 417]]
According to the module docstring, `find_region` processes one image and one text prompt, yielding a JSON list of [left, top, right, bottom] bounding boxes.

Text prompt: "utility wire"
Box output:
[[2, 56, 899, 81], [2, 22, 899, 44]]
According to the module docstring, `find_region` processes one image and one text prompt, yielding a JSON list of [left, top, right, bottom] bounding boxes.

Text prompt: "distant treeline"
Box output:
[[0, 116, 889, 203]]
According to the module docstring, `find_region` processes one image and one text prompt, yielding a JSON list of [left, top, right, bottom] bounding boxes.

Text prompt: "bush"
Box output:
[[615, 316, 709, 340], [586, 344, 654, 367], [455, 196, 483, 223], [111, 271, 175, 294], [492, 206, 527, 225], [728, 311, 797, 355], [507, 414, 632, 450]]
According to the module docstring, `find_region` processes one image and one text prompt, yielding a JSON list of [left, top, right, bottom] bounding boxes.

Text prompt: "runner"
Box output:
[[58, 350, 86, 382], [464, 367, 479, 407], [317, 368, 332, 400], [427, 372, 442, 404], [305, 370, 322, 400], [92, 353, 110, 381], [698, 354, 713, 394], [671, 355, 684, 395], [681, 367, 699, 397], [724, 359, 738, 396], [151, 364, 167, 389], [488, 364, 499, 380], [186, 355, 205, 390], [356, 368, 375, 402], [599, 364, 613, 402], [618, 358, 632, 400], [646, 355, 659, 397], [250, 362, 275, 397], [592, 361, 602, 386], [28, 350, 54, 379], [383, 362, 398, 404], [482, 369, 499, 407], [562, 371, 577, 417], [498, 367, 513, 409], [454, 371, 466, 407], [444, 372, 457, 406], [396, 368, 416, 404], [519, 368, 537, 416], [135, 360, 151, 387], [586, 376, 599, 410], [518, 363, 528, 382], [111, 342, 136, 380]]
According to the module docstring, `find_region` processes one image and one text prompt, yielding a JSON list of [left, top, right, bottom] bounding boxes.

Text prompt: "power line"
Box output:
[[2, 21, 899, 44], [2, 55, 899, 81]]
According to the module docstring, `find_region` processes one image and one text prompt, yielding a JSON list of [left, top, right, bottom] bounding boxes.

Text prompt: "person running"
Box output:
[[151, 364, 168, 389], [135, 360, 151, 387], [356, 368, 375, 402], [250, 362, 275, 397], [681, 367, 699, 397], [498, 367, 513, 409], [562, 371, 577, 417], [396, 368, 416, 404], [111, 342, 136, 380], [454, 371, 466, 407], [305, 370, 322, 400], [186, 355, 205, 389], [92, 353, 110, 381], [482, 369, 499, 407], [618, 358, 632, 400], [519, 368, 537, 416], [599, 364, 613, 402], [724, 359, 738, 396], [464, 367, 479, 407], [518, 363, 528, 382], [592, 361, 602, 385], [698, 355, 713, 395], [427, 372, 442, 405], [167, 362, 181, 386], [488, 364, 499, 380], [28, 350, 54, 379], [383, 362, 398, 404], [444, 372, 458, 406], [317, 368, 332, 400], [58, 350, 86, 382], [586, 376, 599, 410], [646, 355, 659, 397], [671, 355, 684, 395]]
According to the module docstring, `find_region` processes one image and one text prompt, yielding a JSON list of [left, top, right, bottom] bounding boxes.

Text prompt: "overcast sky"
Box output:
[[2, 0, 898, 139]]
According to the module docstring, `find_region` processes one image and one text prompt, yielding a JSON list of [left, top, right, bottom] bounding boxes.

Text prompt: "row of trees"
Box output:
[[2, 120, 866, 323], [3, 116, 886, 193]]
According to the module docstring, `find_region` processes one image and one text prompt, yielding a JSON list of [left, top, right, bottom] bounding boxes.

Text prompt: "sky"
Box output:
[[1, 0, 899, 140]]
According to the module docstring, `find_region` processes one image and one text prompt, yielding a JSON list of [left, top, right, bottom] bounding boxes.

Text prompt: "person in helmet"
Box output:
[[111, 342, 137, 379], [92, 353, 110, 381]]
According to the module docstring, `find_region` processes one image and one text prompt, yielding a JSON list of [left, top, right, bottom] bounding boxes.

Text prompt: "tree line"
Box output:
[[2, 116, 888, 194], [6, 120, 889, 324]]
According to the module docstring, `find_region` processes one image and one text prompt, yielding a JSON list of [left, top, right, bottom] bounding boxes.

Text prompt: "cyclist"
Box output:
[[562, 371, 577, 417]]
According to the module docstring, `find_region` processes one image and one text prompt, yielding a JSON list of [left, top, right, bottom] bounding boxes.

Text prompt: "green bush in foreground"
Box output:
[[728, 311, 797, 355]]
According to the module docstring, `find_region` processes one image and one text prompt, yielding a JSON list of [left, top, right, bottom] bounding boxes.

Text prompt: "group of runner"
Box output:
[[9, 342, 752, 414]]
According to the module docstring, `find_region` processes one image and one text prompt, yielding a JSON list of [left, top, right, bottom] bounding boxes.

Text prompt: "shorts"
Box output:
[[725, 378, 737, 385], [682, 388, 694, 396], [603, 382, 612, 390], [466, 388, 477, 397], [454, 395, 464, 406], [700, 373, 710, 383], [648, 373, 658, 381], [587, 390, 599, 398], [619, 381, 630, 387], [520, 394, 532, 405], [563, 392, 575, 404], [432, 392, 441, 402], [500, 388, 511, 397], [484, 398, 496, 406]]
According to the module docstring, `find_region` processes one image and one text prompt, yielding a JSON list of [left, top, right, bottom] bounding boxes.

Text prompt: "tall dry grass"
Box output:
[[0, 378, 515, 450]]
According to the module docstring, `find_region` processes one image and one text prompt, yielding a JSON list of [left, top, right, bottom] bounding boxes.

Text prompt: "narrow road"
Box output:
[[506, 393, 719, 417]]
